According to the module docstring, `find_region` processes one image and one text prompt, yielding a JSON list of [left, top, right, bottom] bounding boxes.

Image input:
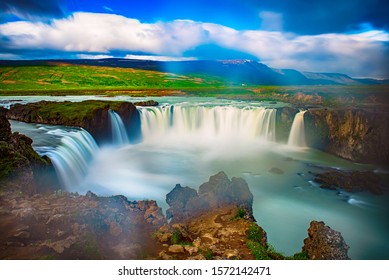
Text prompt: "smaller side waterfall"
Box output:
[[45, 129, 99, 189], [288, 110, 307, 147], [109, 109, 129, 146]]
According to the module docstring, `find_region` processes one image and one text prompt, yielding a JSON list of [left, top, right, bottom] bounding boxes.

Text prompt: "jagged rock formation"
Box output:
[[155, 172, 266, 260], [302, 221, 350, 260], [166, 171, 254, 223], [0, 108, 56, 194], [6, 100, 141, 144], [305, 108, 389, 164]]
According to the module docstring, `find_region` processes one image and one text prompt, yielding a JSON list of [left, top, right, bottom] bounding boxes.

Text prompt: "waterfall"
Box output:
[[139, 105, 277, 143], [288, 110, 307, 147], [45, 129, 99, 189], [109, 109, 129, 146]]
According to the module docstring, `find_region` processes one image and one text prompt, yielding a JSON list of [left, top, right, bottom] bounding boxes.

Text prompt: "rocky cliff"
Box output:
[[0, 107, 57, 194], [6, 100, 141, 144], [304, 108, 389, 164]]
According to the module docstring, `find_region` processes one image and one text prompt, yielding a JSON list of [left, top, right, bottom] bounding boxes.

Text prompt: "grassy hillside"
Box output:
[[1, 63, 388, 108], [0, 63, 225, 94]]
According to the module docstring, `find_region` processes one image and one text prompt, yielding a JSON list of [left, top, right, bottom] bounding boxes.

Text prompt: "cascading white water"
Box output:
[[45, 129, 99, 189], [139, 105, 277, 144], [288, 110, 307, 147], [109, 109, 129, 146]]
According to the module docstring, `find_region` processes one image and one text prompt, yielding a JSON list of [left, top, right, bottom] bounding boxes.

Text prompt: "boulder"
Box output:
[[302, 221, 350, 260]]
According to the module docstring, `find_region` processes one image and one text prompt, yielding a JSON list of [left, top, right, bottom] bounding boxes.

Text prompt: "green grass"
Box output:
[[9, 100, 132, 126], [1, 64, 388, 107], [0, 64, 225, 93]]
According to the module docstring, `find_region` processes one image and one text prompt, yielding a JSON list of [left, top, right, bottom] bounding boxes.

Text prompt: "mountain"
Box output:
[[0, 58, 386, 86]]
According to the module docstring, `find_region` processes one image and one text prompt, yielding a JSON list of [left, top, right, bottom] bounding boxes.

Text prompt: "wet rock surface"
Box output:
[[302, 221, 350, 260], [313, 169, 385, 195]]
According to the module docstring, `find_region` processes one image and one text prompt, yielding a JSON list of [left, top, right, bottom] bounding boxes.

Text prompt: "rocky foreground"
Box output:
[[0, 171, 350, 260]]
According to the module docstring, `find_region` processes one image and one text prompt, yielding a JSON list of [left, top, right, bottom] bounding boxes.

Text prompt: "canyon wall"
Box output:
[[305, 108, 389, 164]]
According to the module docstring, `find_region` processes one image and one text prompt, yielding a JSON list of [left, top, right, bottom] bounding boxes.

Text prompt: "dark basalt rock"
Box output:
[[302, 221, 350, 260], [0, 111, 57, 193], [313, 169, 384, 195], [0, 107, 11, 141]]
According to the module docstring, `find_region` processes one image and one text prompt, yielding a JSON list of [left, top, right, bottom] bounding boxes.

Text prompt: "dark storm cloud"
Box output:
[[0, 0, 64, 20], [257, 0, 389, 34]]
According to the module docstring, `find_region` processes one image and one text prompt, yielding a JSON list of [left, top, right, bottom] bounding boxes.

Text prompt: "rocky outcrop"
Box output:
[[156, 172, 266, 260], [6, 100, 141, 144], [314, 169, 385, 195], [305, 108, 389, 164], [166, 171, 254, 223], [302, 221, 350, 260], [134, 100, 159, 106], [0, 191, 165, 259], [155, 205, 267, 260], [0, 108, 56, 194]]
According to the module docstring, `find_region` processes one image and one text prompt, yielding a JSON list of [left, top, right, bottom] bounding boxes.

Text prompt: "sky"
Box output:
[[0, 0, 388, 78]]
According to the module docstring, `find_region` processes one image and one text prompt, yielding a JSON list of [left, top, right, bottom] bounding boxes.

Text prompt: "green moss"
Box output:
[[170, 228, 192, 246], [288, 251, 310, 260], [170, 229, 182, 245], [0, 141, 27, 179], [246, 224, 263, 243], [201, 249, 213, 260], [246, 240, 272, 260]]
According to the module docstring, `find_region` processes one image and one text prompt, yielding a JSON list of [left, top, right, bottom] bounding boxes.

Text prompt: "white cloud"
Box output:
[[77, 54, 114, 59], [124, 54, 197, 61], [0, 12, 388, 77]]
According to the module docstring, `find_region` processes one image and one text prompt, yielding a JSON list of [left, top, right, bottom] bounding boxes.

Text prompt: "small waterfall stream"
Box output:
[[288, 110, 307, 147], [109, 109, 129, 146]]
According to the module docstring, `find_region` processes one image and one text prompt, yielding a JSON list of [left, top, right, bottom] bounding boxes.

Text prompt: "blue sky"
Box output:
[[0, 0, 388, 78]]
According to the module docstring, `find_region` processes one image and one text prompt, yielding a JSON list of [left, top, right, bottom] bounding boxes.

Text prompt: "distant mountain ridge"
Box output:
[[0, 58, 387, 86]]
